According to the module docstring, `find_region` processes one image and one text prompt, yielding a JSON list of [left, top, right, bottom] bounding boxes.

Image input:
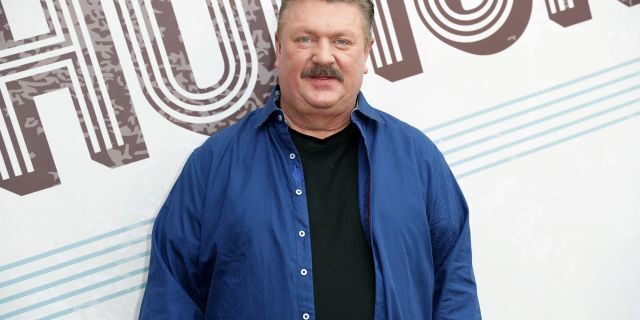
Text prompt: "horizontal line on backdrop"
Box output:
[[0, 250, 149, 305], [443, 83, 640, 155], [0, 267, 148, 319], [0, 218, 153, 272], [424, 56, 640, 133], [457, 108, 640, 179], [37, 282, 147, 320], [0, 235, 150, 288], [450, 97, 640, 167], [434, 71, 640, 143]]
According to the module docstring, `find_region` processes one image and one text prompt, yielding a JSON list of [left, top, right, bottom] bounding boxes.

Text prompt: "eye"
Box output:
[[295, 36, 312, 44], [335, 38, 351, 47]]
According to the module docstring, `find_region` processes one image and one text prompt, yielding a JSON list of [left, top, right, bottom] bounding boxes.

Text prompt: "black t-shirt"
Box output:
[[290, 123, 375, 320]]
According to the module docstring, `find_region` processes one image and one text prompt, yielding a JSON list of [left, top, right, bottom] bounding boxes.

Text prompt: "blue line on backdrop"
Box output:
[[0, 251, 150, 305], [0, 218, 153, 272], [443, 84, 640, 155], [0, 267, 149, 319], [424, 56, 640, 133], [0, 235, 150, 288], [457, 109, 640, 179], [450, 97, 640, 167], [37, 283, 147, 320], [434, 71, 639, 143]]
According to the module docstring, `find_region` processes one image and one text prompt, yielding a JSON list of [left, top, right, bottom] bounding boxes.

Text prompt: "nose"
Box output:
[[312, 39, 335, 65]]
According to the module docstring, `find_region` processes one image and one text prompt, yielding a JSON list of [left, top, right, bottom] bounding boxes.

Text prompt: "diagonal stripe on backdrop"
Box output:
[[457, 108, 640, 179], [0, 251, 149, 305], [0, 219, 153, 272], [37, 283, 147, 320], [0, 267, 148, 319], [443, 84, 640, 155], [450, 97, 640, 167], [423, 55, 640, 179], [0, 235, 150, 288], [434, 71, 639, 144], [424, 56, 640, 133]]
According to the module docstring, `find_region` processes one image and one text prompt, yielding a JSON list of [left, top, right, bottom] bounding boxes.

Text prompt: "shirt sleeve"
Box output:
[[139, 150, 207, 320], [428, 150, 482, 320]]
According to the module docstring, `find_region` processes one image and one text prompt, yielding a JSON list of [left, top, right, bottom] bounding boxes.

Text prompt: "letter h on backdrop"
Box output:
[[0, 0, 280, 196], [0, 0, 148, 196]]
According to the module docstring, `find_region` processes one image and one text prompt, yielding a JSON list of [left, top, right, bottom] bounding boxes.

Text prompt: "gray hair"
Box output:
[[276, 0, 375, 43]]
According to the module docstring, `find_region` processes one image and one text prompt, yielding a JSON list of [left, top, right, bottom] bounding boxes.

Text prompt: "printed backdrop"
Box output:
[[1, 0, 639, 319]]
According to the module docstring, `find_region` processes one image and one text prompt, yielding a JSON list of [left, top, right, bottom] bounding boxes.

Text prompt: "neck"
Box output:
[[281, 101, 355, 139]]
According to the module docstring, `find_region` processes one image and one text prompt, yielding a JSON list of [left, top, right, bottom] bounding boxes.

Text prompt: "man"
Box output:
[[139, 0, 481, 319]]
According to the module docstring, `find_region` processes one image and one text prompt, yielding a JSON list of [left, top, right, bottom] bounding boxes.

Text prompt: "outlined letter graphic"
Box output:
[[0, 0, 149, 196], [415, 0, 532, 55], [546, 0, 592, 27], [113, 0, 278, 135], [370, 0, 423, 82]]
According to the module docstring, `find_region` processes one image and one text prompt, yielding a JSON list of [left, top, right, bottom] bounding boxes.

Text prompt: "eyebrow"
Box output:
[[293, 27, 357, 39]]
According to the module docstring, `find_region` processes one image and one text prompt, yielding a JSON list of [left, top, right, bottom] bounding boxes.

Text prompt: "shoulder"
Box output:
[[189, 107, 268, 169], [368, 106, 442, 159], [198, 107, 266, 152], [362, 103, 457, 184], [366, 106, 464, 204]]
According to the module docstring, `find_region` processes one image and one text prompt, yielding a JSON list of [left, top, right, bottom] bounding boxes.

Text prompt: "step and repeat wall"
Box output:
[[1, 0, 639, 319]]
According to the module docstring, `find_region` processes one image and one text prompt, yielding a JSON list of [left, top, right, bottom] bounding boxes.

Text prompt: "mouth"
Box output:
[[310, 76, 336, 81]]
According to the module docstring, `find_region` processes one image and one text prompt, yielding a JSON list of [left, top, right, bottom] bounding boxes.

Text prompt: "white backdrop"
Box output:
[[1, 0, 639, 319]]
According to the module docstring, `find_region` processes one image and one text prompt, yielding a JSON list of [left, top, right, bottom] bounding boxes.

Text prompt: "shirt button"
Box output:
[[298, 230, 305, 237], [295, 189, 302, 195], [289, 153, 296, 160], [300, 268, 308, 276], [303, 313, 310, 320], [277, 114, 283, 121]]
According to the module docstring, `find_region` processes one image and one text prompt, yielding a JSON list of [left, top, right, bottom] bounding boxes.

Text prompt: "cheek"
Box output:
[[340, 58, 365, 78], [280, 54, 306, 75], [279, 63, 305, 87]]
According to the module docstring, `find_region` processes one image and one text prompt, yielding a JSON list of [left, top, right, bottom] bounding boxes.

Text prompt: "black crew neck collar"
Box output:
[[288, 123, 357, 145]]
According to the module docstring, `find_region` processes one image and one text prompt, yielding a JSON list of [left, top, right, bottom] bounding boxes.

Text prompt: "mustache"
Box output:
[[300, 64, 344, 82]]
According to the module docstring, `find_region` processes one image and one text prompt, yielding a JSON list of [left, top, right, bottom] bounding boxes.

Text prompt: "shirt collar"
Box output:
[[352, 90, 385, 125], [255, 85, 385, 128]]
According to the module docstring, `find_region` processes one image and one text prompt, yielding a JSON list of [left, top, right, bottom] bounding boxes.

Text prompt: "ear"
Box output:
[[363, 39, 374, 74], [274, 32, 281, 68]]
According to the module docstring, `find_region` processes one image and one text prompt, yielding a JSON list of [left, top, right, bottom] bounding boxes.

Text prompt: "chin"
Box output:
[[305, 101, 336, 109], [303, 97, 341, 109], [302, 91, 344, 109]]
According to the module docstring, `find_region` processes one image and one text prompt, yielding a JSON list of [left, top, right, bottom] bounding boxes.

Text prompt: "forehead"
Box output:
[[279, 0, 364, 35]]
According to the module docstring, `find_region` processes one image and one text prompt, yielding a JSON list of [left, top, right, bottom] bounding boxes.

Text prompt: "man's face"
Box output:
[[275, 0, 373, 113]]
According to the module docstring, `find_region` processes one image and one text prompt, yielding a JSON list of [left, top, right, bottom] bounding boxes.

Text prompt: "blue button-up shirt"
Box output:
[[140, 88, 481, 319]]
